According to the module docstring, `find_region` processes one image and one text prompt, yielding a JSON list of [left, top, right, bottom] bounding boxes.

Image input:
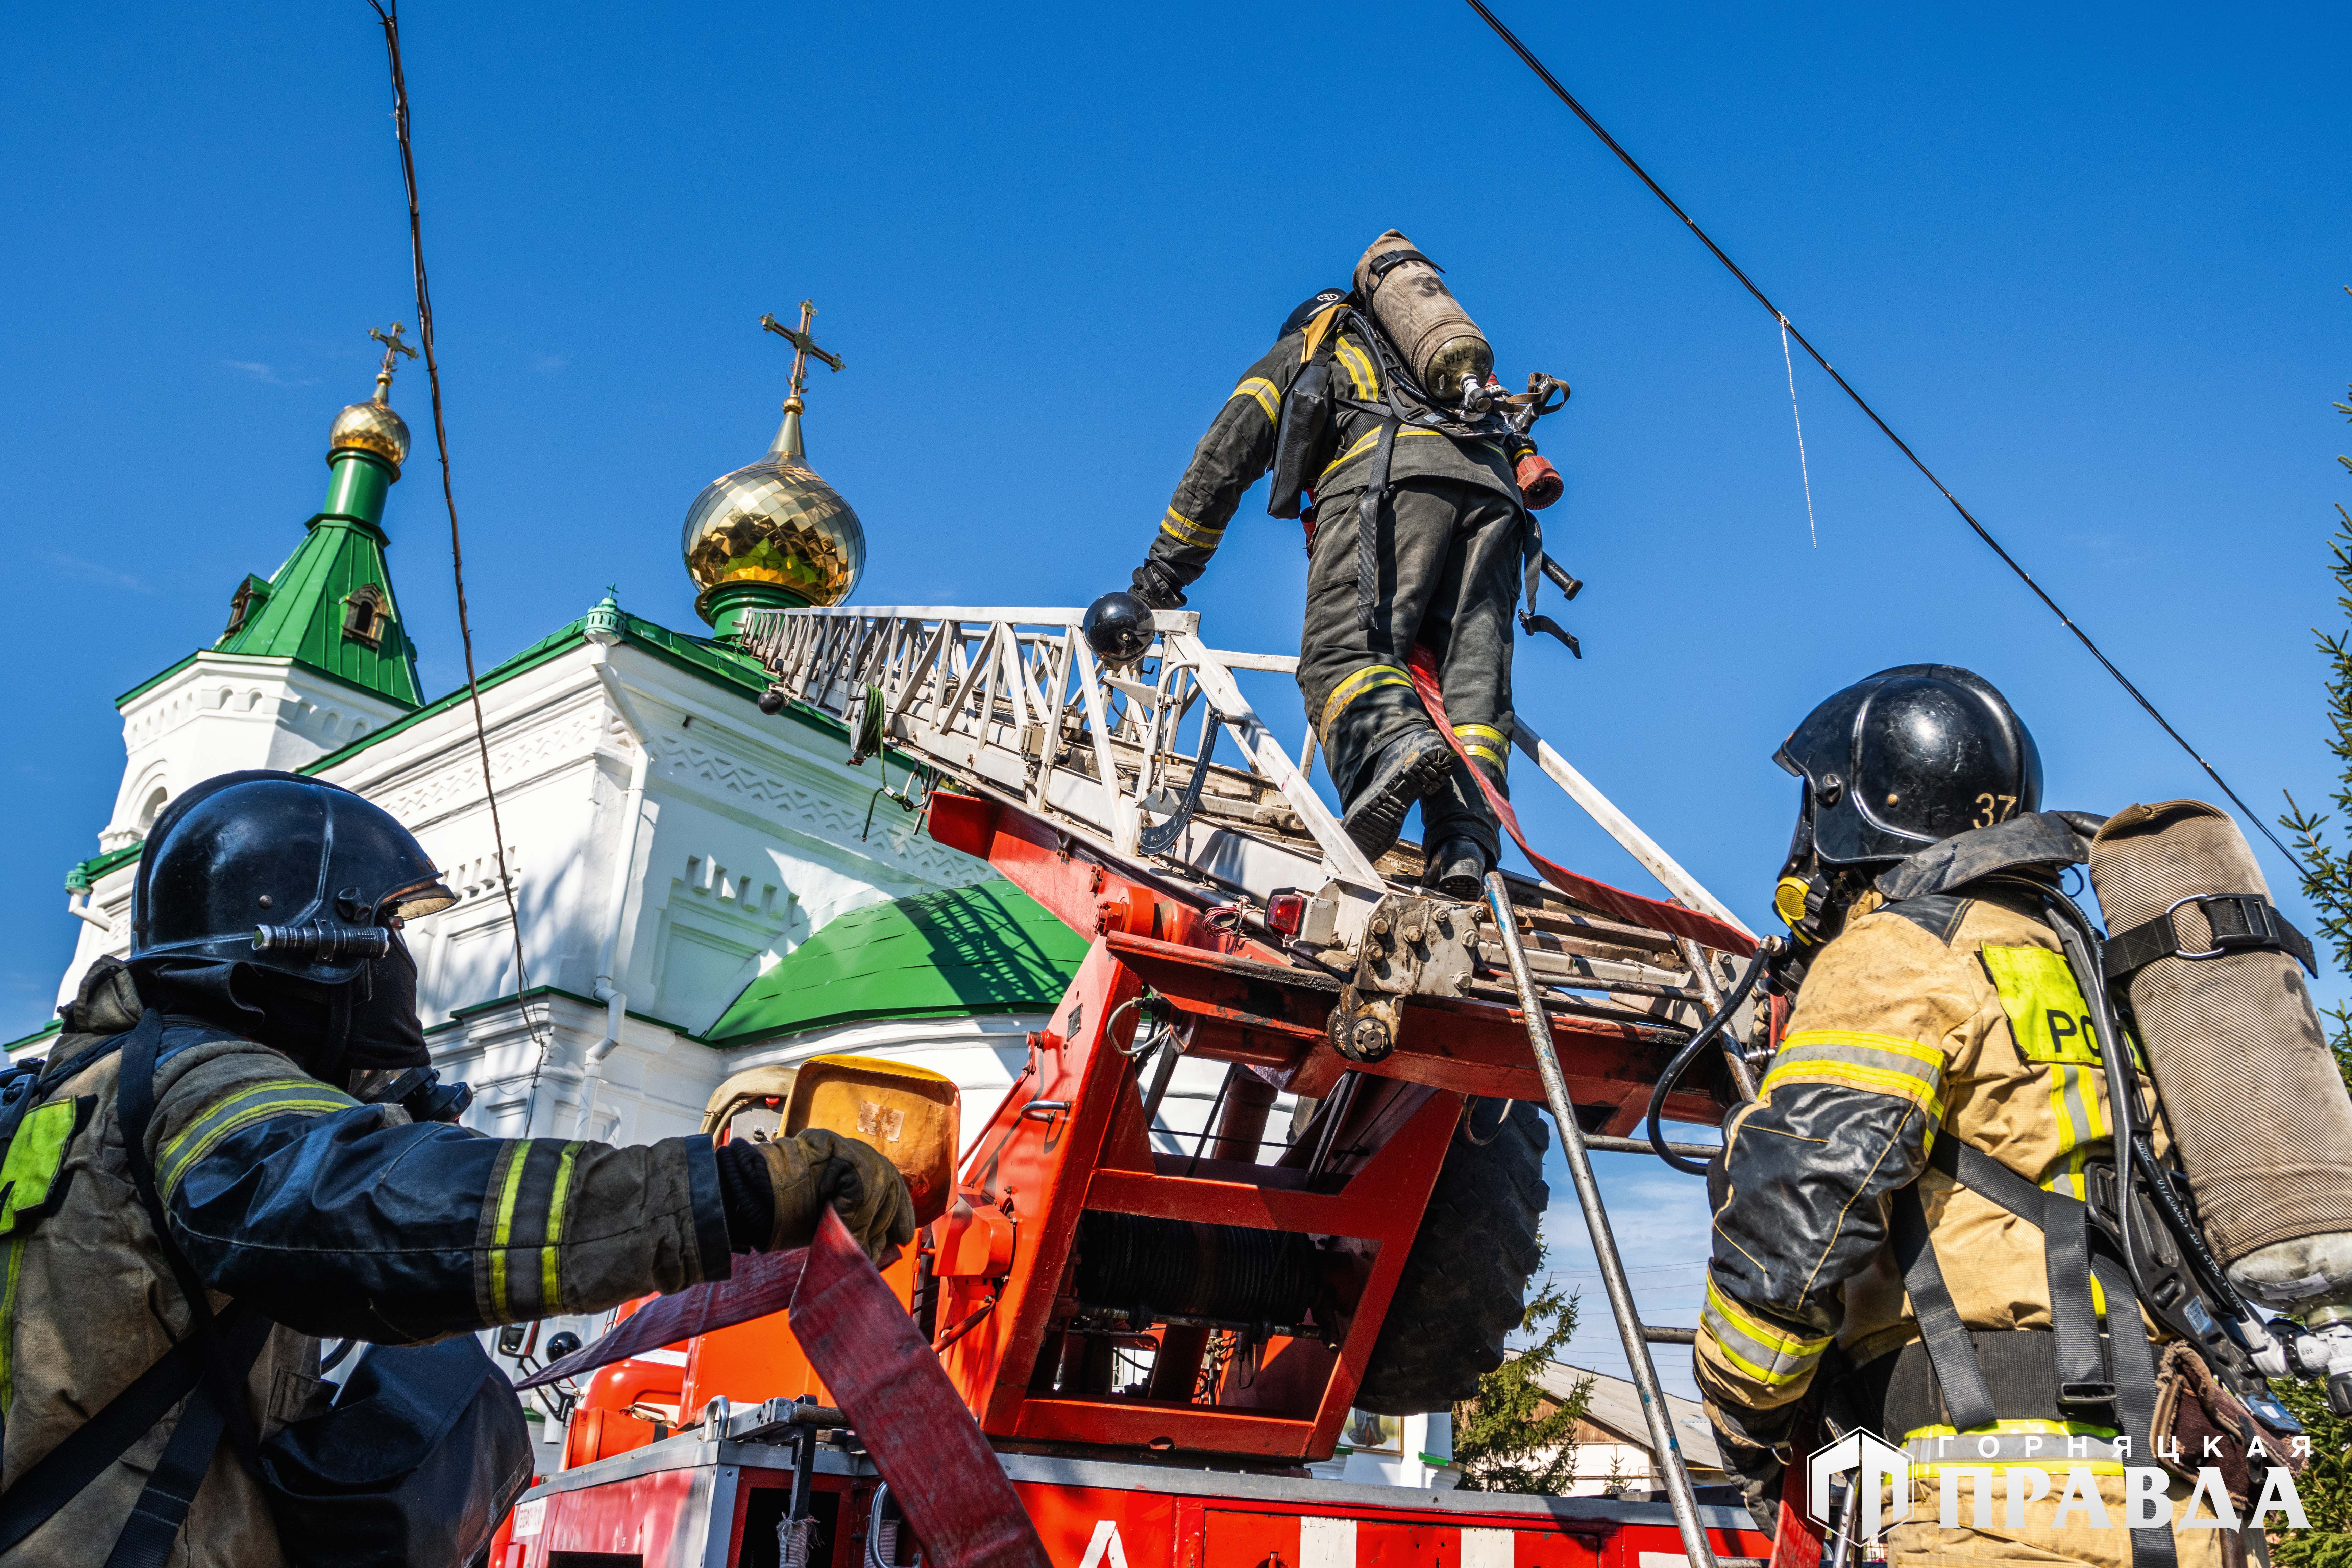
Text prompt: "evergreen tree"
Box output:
[[1453, 1251, 1589, 1494], [2278, 331, 2352, 1092], [2271, 320, 2352, 1556]]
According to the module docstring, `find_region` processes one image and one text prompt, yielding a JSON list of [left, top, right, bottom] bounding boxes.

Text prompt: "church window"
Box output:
[[136, 785, 168, 833], [342, 584, 387, 649]]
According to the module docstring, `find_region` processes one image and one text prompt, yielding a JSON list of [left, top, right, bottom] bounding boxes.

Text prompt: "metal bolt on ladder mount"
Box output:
[[1486, 871, 1721, 1568]]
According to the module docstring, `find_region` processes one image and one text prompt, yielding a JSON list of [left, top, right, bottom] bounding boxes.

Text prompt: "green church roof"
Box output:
[[707, 880, 1086, 1048]]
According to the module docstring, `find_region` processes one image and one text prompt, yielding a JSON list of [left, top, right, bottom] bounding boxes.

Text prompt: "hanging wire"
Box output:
[[363, 0, 553, 1099], [1777, 317, 1819, 549], [1462, 0, 2307, 876]]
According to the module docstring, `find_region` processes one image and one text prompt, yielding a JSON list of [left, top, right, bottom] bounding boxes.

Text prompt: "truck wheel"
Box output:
[[1352, 1098, 1549, 1415]]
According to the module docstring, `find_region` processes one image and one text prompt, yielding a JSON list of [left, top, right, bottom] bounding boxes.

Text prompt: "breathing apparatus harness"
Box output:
[[1266, 289, 1579, 655]]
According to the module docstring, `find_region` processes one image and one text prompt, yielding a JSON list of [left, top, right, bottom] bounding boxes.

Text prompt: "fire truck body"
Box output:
[[508, 1428, 1768, 1568]]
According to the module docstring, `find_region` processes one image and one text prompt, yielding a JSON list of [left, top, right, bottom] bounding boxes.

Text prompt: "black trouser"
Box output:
[[1297, 476, 1520, 859]]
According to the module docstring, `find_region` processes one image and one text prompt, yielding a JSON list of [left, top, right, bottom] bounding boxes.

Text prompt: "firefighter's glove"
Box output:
[[1709, 1398, 1794, 1538], [760, 1128, 916, 1264], [1129, 561, 1189, 611]]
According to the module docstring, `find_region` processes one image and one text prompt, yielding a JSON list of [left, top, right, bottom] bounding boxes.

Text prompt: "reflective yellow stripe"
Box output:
[[1318, 664, 1413, 741], [1319, 429, 1381, 483], [1700, 1278, 1830, 1387], [0, 1237, 23, 1417], [158, 1081, 354, 1200], [539, 1142, 582, 1314], [488, 1144, 530, 1320], [1158, 507, 1224, 550], [1332, 337, 1378, 398], [1765, 1030, 1946, 1118], [1230, 377, 1280, 423], [1904, 1418, 2125, 1473], [1454, 723, 1509, 770]]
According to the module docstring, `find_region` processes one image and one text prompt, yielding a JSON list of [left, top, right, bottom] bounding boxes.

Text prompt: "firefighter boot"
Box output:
[[1341, 729, 1456, 859], [1421, 836, 1491, 902]]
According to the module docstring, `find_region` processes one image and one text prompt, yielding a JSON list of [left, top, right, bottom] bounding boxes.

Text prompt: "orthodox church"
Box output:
[[11, 319, 1457, 1489], [18, 322, 1085, 1158]]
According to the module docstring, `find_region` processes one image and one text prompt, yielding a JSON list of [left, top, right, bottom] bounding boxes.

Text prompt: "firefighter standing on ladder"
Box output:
[[1125, 231, 1566, 899], [1697, 667, 2246, 1568]]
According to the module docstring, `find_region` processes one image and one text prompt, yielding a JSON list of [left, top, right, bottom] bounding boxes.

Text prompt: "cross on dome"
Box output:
[[368, 322, 418, 406], [759, 300, 843, 407]]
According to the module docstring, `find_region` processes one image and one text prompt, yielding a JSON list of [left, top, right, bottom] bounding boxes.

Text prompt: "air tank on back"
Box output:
[[2088, 802, 2352, 1323], [1353, 230, 1493, 405]]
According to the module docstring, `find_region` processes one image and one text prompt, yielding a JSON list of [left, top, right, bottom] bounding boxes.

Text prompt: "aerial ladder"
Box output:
[[503, 601, 1775, 1568]]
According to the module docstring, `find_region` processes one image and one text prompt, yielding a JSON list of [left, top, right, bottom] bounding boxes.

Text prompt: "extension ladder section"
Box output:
[[728, 602, 1762, 1566]]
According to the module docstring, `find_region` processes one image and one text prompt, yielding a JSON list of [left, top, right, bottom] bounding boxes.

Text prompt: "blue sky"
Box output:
[[3, 2, 2347, 1393]]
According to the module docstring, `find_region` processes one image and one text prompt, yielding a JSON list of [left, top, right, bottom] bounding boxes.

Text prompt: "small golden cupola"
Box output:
[[682, 301, 866, 636]]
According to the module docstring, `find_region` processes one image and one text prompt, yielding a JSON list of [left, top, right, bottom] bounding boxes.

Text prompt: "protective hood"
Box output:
[[1871, 811, 2096, 904]]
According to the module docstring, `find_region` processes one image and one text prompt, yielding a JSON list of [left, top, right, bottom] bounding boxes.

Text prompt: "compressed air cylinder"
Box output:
[[2089, 800, 2352, 1316], [1353, 230, 1493, 404]]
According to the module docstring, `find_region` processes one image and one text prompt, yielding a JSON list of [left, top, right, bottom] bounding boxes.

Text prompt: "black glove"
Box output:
[[1130, 561, 1189, 610]]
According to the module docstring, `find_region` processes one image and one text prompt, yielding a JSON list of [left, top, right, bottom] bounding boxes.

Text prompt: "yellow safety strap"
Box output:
[[1298, 302, 1345, 363]]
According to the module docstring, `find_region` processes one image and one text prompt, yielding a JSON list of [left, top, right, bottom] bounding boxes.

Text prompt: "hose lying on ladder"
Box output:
[[1644, 942, 1774, 1176]]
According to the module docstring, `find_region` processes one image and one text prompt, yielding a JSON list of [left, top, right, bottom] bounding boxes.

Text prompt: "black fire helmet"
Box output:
[[1774, 665, 2042, 868]]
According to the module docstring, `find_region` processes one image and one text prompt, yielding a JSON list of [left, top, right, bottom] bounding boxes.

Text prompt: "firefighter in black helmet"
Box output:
[[1124, 260, 1562, 899], [1697, 668, 2237, 1568], [0, 771, 913, 1567]]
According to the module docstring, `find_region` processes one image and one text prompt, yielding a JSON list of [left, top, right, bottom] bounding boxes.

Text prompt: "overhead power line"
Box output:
[[1461, 0, 2306, 875], [365, 0, 552, 1085]]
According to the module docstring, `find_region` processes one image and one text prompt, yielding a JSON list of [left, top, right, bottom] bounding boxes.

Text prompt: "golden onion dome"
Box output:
[[681, 398, 865, 612], [329, 397, 412, 473]]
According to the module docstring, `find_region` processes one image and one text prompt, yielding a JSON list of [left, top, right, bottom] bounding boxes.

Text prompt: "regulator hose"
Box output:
[[1645, 939, 1776, 1176]]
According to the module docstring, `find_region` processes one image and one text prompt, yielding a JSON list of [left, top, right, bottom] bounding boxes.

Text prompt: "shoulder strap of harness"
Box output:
[[1893, 1134, 2177, 1568], [0, 1012, 271, 1565]]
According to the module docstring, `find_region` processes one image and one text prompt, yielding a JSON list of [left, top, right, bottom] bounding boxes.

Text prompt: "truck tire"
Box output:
[[1352, 1098, 1550, 1415]]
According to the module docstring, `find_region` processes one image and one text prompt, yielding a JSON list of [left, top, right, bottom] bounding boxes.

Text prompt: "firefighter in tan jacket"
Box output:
[[1697, 667, 2236, 1568]]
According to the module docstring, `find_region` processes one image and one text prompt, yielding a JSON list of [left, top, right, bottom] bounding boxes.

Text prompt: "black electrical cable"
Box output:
[[364, 1, 550, 1083], [1461, 0, 2306, 879], [1645, 940, 1774, 1175]]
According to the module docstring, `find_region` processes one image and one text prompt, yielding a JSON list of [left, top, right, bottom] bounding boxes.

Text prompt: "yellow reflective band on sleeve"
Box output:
[[1982, 946, 2102, 1066], [1700, 1278, 1831, 1388], [1318, 664, 1414, 742], [1454, 723, 1510, 770], [1158, 507, 1224, 550], [1764, 1030, 1947, 1120], [1230, 377, 1280, 423], [487, 1142, 530, 1321], [157, 1080, 356, 1201], [2042, 1061, 2106, 1202], [538, 1142, 582, 1316], [1332, 337, 1379, 399]]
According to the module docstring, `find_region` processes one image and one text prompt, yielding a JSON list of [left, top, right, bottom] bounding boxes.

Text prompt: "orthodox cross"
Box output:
[[759, 300, 844, 402], [369, 322, 418, 402]]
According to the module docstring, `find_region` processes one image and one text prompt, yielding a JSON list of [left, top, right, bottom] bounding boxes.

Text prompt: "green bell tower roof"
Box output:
[[214, 325, 424, 709]]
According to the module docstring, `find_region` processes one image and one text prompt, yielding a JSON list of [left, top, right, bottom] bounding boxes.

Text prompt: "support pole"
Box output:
[[1486, 872, 1720, 1568]]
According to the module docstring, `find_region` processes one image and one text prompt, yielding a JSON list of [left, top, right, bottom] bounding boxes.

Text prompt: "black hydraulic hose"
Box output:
[[2042, 890, 2168, 1311], [1646, 940, 1776, 1176]]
